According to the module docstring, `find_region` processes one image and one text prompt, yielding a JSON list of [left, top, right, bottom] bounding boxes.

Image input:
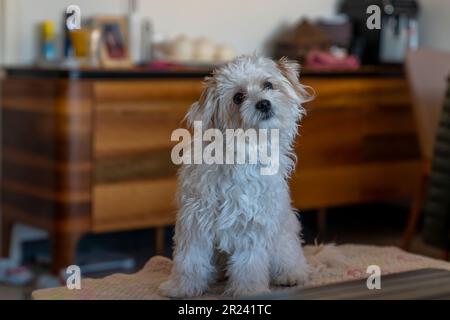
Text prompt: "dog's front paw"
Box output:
[[159, 279, 204, 298], [158, 280, 185, 298], [271, 269, 309, 287]]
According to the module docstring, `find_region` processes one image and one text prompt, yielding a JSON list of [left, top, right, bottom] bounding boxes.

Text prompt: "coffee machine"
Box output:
[[339, 0, 419, 64]]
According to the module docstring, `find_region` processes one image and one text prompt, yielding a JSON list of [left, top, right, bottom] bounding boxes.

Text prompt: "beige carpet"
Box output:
[[32, 244, 450, 300]]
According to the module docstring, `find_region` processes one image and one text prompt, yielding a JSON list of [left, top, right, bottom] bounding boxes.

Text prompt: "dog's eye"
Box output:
[[263, 81, 273, 90], [233, 92, 245, 105]]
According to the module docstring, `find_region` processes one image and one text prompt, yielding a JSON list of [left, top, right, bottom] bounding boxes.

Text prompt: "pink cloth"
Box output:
[[305, 50, 360, 71]]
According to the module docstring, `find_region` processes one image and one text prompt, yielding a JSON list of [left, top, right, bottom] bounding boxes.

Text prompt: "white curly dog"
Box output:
[[159, 55, 314, 297]]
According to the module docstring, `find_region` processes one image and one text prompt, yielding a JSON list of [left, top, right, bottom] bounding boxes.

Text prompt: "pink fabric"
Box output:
[[305, 50, 360, 71]]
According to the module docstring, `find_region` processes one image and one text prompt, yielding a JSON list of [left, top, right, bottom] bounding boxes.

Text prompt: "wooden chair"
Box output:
[[402, 49, 450, 251]]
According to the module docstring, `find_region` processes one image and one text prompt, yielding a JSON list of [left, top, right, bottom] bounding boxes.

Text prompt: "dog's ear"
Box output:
[[185, 76, 218, 129], [277, 57, 314, 103]]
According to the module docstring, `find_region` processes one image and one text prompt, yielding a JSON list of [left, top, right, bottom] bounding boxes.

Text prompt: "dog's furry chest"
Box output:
[[193, 164, 288, 252]]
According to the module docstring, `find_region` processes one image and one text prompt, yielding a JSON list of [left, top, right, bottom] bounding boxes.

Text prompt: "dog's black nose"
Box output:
[[255, 99, 271, 113]]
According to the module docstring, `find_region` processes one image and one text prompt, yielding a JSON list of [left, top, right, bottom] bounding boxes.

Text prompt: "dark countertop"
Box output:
[[3, 64, 405, 79]]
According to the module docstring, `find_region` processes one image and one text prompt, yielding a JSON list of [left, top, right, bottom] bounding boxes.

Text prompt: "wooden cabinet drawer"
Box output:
[[92, 80, 202, 231], [93, 80, 203, 156], [298, 77, 419, 168], [94, 80, 204, 102], [303, 77, 411, 110], [94, 100, 190, 156], [92, 178, 177, 232], [292, 76, 421, 209], [298, 106, 420, 168], [291, 161, 422, 210]]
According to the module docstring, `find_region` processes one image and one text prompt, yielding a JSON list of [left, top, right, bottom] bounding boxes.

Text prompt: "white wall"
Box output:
[[0, 0, 5, 65], [2, 0, 338, 64], [138, 0, 338, 56], [419, 0, 450, 52]]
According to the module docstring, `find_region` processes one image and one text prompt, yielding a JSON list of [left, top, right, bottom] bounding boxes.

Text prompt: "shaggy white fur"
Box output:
[[159, 55, 314, 297]]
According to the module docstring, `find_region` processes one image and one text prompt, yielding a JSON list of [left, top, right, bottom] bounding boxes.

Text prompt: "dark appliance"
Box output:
[[339, 0, 419, 64]]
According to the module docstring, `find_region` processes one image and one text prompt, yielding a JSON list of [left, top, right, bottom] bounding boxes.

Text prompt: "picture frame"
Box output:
[[93, 16, 132, 68]]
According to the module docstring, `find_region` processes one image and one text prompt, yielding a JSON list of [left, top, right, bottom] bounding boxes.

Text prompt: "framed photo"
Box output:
[[94, 16, 132, 68]]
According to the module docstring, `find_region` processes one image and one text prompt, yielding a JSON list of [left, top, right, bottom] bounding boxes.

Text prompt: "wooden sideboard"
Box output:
[[0, 66, 422, 272]]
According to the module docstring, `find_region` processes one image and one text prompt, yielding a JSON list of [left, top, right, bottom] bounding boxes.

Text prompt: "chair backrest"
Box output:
[[405, 49, 450, 160], [422, 82, 450, 250]]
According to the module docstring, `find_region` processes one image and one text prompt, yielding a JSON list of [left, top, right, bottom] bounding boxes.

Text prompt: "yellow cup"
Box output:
[[70, 29, 91, 58]]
